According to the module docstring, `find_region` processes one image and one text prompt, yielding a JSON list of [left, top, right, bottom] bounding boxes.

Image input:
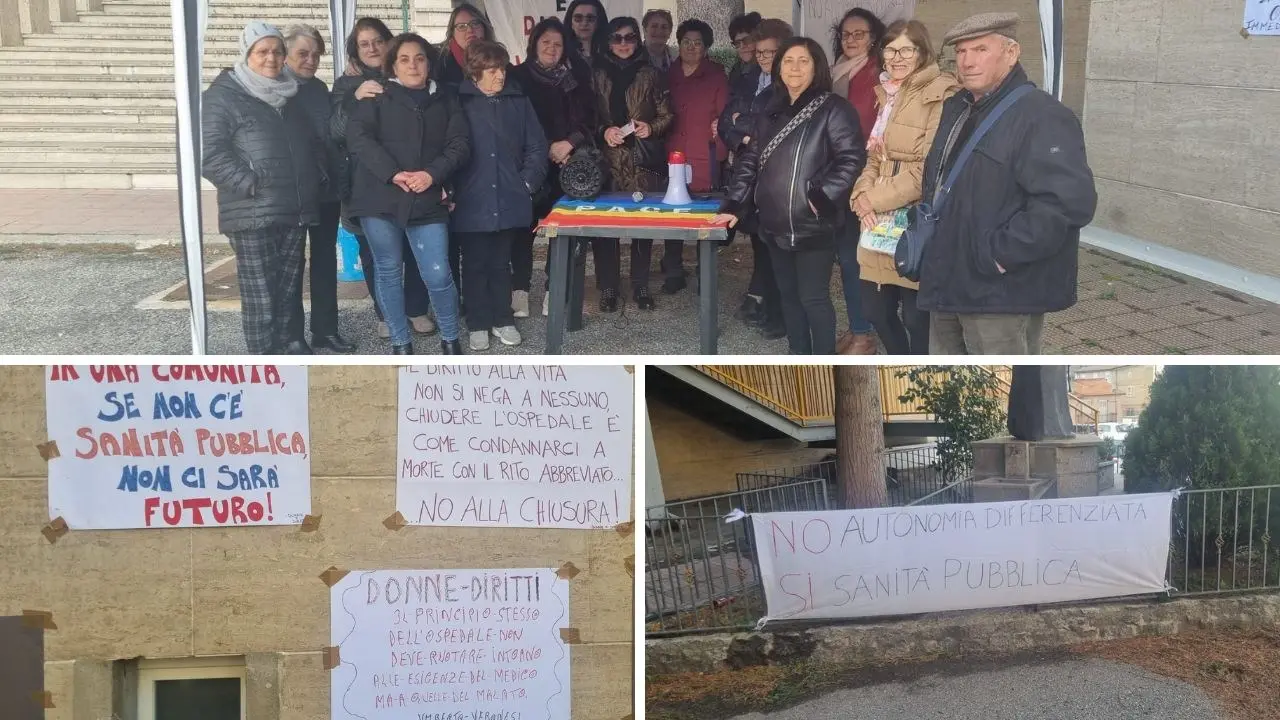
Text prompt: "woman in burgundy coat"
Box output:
[[659, 18, 728, 294]]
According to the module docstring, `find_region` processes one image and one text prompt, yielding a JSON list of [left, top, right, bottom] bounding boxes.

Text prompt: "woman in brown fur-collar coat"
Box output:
[[592, 16, 673, 311]]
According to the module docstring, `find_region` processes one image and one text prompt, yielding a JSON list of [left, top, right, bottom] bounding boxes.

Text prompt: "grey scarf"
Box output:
[[233, 62, 299, 109]]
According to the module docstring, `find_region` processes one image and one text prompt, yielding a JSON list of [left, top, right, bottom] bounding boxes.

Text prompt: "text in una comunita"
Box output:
[[142, 493, 274, 526], [49, 364, 284, 386]]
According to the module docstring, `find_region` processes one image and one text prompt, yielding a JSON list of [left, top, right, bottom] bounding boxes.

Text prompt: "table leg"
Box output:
[[569, 239, 586, 332], [699, 239, 718, 354], [545, 235, 570, 353]]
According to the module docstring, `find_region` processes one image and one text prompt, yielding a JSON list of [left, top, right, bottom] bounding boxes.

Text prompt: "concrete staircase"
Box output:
[[0, 0, 450, 189]]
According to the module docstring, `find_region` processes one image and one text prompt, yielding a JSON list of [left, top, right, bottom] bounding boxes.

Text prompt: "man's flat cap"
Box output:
[[943, 12, 1019, 46]]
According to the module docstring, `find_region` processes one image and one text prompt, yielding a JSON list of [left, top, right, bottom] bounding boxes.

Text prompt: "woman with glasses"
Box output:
[[718, 18, 793, 340], [659, 18, 728, 294], [830, 7, 888, 354], [563, 0, 609, 74], [850, 20, 959, 355], [726, 12, 762, 91], [331, 18, 436, 342], [594, 16, 673, 311], [711, 36, 866, 355], [438, 4, 494, 90]]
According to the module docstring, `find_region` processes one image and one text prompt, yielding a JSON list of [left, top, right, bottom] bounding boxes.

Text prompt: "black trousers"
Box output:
[[356, 230, 430, 321], [592, 238, 653, 293], [860, 281, 930, 355], [766, 240, 837, 355], [289, 201, 340, 340], [747, 231, 782, 322], [459, 228, 517, 332]]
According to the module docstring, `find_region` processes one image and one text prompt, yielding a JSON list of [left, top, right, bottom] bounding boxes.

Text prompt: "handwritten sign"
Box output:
[[488, 0, 642, 64], [1245, 0, 1280, 34], [44, 365, 311, 529], [330, 568, 571, 720], [753, 493, 1174, 623], [800, 0, 916, 47], [396, 365, 633, 530]]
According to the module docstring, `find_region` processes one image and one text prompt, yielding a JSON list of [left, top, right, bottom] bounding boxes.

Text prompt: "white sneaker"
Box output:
[[492, 325, 522, 346], [377, 321, 390, 339], [542, 293, 550, 316], [469, 330, 490, 351], [512, 290, 530, 318], [410, 314, 437, 335]]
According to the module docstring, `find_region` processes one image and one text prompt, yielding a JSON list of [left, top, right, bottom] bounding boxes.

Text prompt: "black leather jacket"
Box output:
[[721, 86, 866, 251]]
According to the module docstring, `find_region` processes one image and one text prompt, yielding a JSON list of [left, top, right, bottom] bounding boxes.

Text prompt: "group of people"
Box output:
[[202, 4, 1096, 356]]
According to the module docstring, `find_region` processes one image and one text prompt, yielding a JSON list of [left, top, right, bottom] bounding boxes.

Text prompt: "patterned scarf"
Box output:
[[867, 71, 904, 154], [526, 57, 579, 93], [232, 62, 298, 109]]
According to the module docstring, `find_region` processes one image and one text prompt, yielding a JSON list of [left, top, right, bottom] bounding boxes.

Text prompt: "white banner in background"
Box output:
[[489, 0, 642, 64], [798, 0, 917, 51], [45, 365, 311, 529], [753, 493, 1174, 623]]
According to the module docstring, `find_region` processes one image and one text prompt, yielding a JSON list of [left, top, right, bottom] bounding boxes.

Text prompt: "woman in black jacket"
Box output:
[[202, 21, 323, 355], [563, 0, 609, 76], [330, 17, 435, 341], [712, 36, 867, 355], [346, 33, 471, 354], [510, 17, 597, 318]]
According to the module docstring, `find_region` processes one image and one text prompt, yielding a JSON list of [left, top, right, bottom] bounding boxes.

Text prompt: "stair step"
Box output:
[[52, 18, 402, 34], [0, 80, 177, 94], [0, 137, 172, 148], [0, 127, 176, 143], [0, 106, 174, 122], [0, 148, 174, 163], [0, 93, 174, 108], [0, 164, 207, 190], [86, 9, 403, 22]]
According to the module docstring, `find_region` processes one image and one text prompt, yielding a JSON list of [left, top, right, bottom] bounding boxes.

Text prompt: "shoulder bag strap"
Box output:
[[758, 92, 831, 169], [930, 84, 1034, 216]]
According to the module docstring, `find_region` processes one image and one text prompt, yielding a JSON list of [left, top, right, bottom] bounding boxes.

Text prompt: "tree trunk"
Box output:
[[834, 366, 888, 509], [675, 0, 744, 49]]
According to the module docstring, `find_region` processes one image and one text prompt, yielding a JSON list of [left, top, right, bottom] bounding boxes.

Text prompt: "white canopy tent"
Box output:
[[169, 0, 1065, 354]]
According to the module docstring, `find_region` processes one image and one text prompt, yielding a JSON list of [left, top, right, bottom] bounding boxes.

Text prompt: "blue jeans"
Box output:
[[835, 222, 874, 335], [361, 217, 459, 345]]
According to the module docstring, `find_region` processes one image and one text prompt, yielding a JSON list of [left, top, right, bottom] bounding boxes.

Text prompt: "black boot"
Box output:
[[392, 342, 413, 355], [283, 339, 313, 355], [736, 295, 763, 324], [599, 288, 618, 313], [441, 338, 463, 354], [662, 274, 687, 294], [635, 285, 655, 311], [313, 333, 357, 354], [761, 317, 787, 340]]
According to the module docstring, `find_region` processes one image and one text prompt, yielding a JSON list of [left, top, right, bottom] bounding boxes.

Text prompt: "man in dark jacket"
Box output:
[[917, 12, 1096, 355]]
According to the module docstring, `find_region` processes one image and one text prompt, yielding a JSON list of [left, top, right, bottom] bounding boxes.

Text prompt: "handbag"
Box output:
[[893, 84, 1034, 282]]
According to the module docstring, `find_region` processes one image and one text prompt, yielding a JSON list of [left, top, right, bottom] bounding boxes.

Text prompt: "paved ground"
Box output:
[[728, 655, 1223, 720], [5, 188, 1280, 355]]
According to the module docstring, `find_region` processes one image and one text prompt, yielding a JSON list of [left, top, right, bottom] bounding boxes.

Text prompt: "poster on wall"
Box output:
[[330, 568, 571, 720], [488, 0, 643, 64], [396, 365, 633, 530], [1244, 0, 1280, 34], [753, 493, 1175, 623], [44, 365, 311, 529], [799, 0, 916, 50]]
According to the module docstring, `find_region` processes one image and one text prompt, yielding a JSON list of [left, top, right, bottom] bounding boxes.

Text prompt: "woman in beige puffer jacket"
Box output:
[[850, 20, 959, 355]]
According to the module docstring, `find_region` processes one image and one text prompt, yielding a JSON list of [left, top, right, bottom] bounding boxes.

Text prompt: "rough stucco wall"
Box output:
[[0, 365, 634, 720], [1085, 0, 1280, 277]]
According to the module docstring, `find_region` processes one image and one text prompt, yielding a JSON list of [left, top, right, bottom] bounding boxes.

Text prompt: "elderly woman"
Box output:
[[830, 7, 887, 354], [659, 18, 728, 294], [726, 12, 762, 89], [453, 41, 549, 351], [346, 33, 470, 355], [718, 18, 792, 338], [202, 21, 322, 355], [850, 20, 960, 355], [712, 37, 867, 355], [438, 3, 493, 89], [642, 9, 676, 73], [510, 18, 597, 317], [282, 24, 355, 354], [330, 18, 435, 341]]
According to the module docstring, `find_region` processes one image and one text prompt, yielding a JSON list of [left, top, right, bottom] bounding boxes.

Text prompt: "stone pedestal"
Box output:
[[971, 434, 1104, 502]]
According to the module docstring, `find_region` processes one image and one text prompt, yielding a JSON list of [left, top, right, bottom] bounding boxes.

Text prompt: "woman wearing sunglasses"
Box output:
[[593, 16, 673, 312]]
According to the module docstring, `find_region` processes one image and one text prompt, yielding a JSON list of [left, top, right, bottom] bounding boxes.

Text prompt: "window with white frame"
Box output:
[[137, 656, 245, 720]]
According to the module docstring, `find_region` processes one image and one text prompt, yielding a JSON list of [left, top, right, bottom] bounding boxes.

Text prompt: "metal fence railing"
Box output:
[[645, 479, 831, 635], [735, 445, 967, 507], [646, 481, 1280, 637]]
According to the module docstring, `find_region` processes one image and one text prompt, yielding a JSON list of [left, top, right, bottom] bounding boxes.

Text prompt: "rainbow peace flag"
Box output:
[[537, 193, 728, 232]]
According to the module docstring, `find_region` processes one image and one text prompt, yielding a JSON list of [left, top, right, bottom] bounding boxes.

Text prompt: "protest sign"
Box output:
[[396, 365, 633, 530], [44, 365, 311, 529], [487, 0, 642, 64], [330, 568, 571, 720], [1245, 0, 1280, 34], [753, 493, 1174, 623]]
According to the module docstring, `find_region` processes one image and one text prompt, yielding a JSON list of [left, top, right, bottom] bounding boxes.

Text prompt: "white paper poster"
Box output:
[[753, 493, 1174, 623], [488, 0, 643, 64], [44, 365, 311, 529], [396, 365, 633, 530], [330, 568, 571, 720], [1244, 0, 1280, 34], [799, 0, 917, 51]]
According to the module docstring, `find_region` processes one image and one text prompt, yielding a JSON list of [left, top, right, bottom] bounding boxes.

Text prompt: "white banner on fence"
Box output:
[[44, 365, 311, 529], [489, 0, 643, 64], [396, 365, 633, 529], [753, 493, 1175, 623], [798, 0, 917, 51], [330, 568, 571, 720]]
